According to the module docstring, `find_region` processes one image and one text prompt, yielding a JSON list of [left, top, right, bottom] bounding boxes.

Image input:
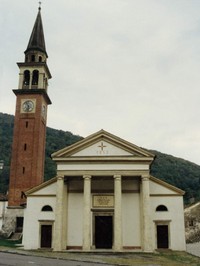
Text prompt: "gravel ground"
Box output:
[[187, 242, 200, 257]]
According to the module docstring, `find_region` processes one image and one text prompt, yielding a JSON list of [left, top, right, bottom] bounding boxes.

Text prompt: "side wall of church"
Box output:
[[150, 196, 186, 251], [23, 196, 56, 249]]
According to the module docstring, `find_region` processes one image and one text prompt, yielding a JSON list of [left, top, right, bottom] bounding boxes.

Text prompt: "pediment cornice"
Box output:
[[52, 129, 154, 163]]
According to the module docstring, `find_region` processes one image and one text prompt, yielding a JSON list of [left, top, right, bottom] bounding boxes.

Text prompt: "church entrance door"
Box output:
[[41, 225, 52, 248], [95, 216, 113, 249], [157, 225, 169, 249]]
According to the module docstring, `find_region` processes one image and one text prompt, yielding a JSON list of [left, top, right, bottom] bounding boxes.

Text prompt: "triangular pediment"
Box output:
[[71, 140, 133, 157], [52, 129, 154, 161]]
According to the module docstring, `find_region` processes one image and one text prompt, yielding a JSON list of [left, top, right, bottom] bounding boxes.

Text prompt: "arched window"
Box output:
[[23, 70, 30, 86], [31, 55, 35, 62], [41, 205, 53, 212], [32, 70, 39, 85], [39, 56, 42, 62], [156, 205, 168, 212]]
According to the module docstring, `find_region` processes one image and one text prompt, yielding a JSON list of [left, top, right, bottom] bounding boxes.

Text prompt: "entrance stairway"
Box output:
[[9, 232, 22, 241]]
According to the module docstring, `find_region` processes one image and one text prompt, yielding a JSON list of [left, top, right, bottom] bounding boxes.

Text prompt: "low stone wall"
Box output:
[[0, 208, 24, 238], [187, 242, 200, 258], [185, 219, 200, 243]]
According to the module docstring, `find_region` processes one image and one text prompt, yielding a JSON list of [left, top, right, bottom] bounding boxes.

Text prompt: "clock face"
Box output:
[[22, 100, 34, 112]]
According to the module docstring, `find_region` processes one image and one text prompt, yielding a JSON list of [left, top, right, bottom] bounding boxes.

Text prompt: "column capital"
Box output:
[[57, 175, 64, 181], [113, 174, 121, 180], [83, 175, 92, 180], [141, 175, 150, 181]]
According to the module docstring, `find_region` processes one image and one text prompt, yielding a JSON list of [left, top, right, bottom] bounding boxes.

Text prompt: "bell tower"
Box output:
[[8, 6, 52, 207]]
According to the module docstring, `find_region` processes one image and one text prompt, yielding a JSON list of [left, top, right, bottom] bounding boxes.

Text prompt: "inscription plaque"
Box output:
[[93, 195, 114, 208]]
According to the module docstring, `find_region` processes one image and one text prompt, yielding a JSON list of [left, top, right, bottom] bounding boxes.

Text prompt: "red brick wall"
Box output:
[[8, 93, 47, 206]]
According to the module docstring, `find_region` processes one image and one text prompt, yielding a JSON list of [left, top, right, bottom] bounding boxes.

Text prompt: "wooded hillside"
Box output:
[[0, 112, 200, 204]]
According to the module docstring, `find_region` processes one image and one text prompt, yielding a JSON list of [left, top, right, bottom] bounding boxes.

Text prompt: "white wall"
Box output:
[[67, 193, 83, 247], [122, 193, 141, 247]]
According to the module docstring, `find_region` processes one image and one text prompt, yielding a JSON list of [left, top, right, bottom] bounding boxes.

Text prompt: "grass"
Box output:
[[0, 239, 22, 248], [104, 251, 200, 266]]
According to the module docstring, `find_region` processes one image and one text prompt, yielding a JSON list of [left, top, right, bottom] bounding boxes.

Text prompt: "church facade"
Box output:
[[23, 130, 186, 251]]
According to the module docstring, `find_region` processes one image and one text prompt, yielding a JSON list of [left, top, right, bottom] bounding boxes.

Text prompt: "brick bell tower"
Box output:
[[8, 6, 52, 208]]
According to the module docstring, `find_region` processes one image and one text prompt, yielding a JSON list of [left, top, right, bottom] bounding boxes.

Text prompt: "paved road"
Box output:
[[0, 252, 114, 266]]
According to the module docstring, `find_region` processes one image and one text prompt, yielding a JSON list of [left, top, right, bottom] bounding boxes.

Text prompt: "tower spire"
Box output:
[[25, 5, 47, 57]]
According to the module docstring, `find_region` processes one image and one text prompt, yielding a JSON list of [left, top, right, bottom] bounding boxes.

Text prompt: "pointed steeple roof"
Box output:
[[25, 7, 48, 57]]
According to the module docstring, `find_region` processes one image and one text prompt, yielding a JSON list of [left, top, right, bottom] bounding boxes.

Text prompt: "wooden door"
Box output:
[[95, 216, 113, 249], [157, 225, 169, 249], [41, 225, 52, 248]]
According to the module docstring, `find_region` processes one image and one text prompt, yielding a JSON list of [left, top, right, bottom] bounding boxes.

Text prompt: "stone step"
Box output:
[[9, 232, 22, 241]]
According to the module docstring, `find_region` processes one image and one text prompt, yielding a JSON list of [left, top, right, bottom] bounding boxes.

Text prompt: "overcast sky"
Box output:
[[0, 0, 200, 165]]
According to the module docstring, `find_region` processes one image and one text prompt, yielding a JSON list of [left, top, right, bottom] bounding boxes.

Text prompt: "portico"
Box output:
[[53, 172, 152, 251]]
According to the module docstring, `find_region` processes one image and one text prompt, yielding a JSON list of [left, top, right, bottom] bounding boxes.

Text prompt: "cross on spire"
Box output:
[[39, 1, 42, 10]]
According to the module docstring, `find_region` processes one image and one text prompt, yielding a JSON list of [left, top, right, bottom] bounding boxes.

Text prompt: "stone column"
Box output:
[[38, 72, 44, 88], [29, 72, 32, 89], [62, 177, 68, 249], [18, 73, 24, 89], [53, 176, 67, 251], [83, 175, 91, 251], [141, 175, 153, 252], [113, 175, 122, 251]]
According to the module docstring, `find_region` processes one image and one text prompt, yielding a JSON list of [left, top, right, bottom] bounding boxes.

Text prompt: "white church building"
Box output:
[[22, 129, 186, 252]]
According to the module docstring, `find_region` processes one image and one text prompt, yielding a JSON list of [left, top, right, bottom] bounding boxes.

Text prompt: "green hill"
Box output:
[[0, 112, 200, 204]]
